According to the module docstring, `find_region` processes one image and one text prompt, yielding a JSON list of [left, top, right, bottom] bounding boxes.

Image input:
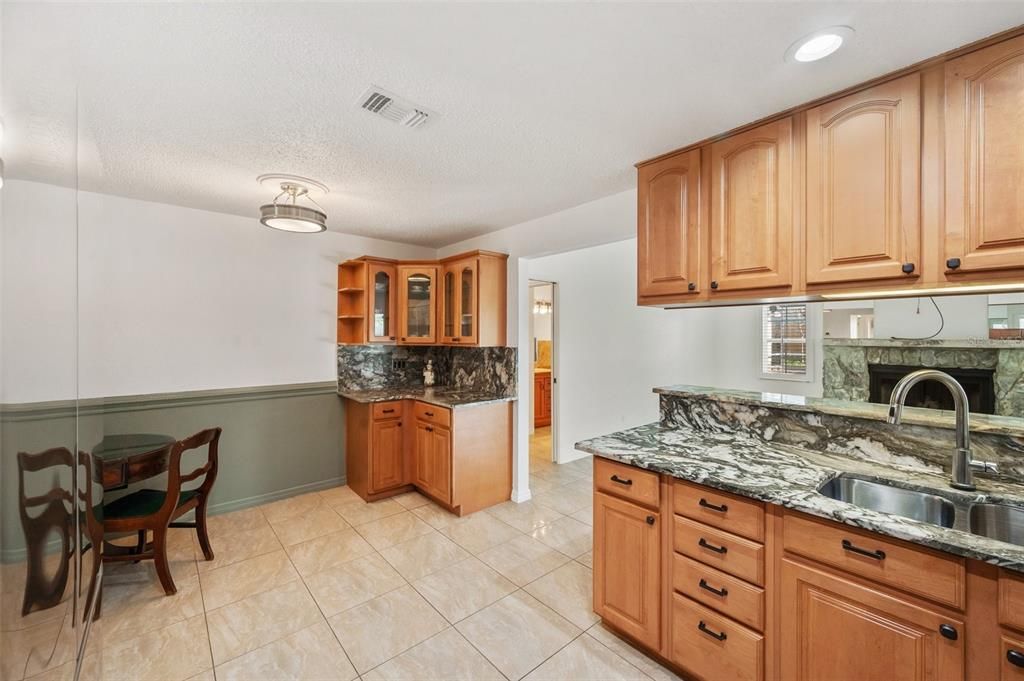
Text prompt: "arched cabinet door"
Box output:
[[397, 266, 437, 344], [709, 118, 795, 293], [637, 148, 702, 299], [805, 74, 922, 285], [944, 34, 1024, 276], [368, 262, 397, 343]]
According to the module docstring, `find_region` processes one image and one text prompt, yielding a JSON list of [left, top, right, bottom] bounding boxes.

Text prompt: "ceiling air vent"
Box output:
[[357, 86, 436, 130]]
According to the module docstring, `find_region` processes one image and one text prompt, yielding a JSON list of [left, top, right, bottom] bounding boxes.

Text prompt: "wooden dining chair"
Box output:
[[101, 427, 221, 595]]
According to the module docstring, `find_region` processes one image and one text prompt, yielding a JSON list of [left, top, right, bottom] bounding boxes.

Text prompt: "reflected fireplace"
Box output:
[[868, 364, 996, 414]]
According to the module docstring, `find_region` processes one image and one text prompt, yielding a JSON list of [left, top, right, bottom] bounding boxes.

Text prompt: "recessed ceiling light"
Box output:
[[786, 26, 854, 63]]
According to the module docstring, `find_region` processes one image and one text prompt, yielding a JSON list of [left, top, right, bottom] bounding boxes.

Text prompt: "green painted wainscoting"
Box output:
[[1, 382, 345, 563]]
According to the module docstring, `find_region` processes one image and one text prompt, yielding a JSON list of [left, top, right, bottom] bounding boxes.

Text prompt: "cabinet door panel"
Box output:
[[780, 558, 964, 681], [367, 263, 397, 342], [370, 419, 404, 493], [413, 422, 433, 494], [806, 74, 922, 284], [398, 266, 438, 344], [593, 491, 660, 650], [710, 118, 794, 292], [945, 34, 1024, 274], [637, 149, 702, 298], [430, 427, 452, 504]]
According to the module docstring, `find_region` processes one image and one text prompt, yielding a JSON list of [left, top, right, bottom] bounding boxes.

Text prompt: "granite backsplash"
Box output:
[[337, 345, 517, 395], [659, 389, 1024, 485]]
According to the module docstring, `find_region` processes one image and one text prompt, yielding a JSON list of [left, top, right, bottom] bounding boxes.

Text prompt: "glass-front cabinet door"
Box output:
[[398, 265, 437, 344], [440, 258, 478, 344], [368, 262, 397, 343]]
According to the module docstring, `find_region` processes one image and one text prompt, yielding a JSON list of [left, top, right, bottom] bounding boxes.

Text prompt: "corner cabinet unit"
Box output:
[[338, 250, 507, 346], [345, 398, 512, 515], [635, 27, 1024, 307], [592, 458, 1018, 681]]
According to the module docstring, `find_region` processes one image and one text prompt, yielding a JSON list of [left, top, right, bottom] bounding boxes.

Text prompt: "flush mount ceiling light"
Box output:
[[257, 174, 329, 233], [785, 26, 854, 63]]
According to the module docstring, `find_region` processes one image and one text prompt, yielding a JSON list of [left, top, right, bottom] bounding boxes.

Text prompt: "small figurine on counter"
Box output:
[[424, 359, 435, 387]]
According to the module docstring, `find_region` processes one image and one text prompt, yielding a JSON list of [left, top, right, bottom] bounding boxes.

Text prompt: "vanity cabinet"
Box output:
[[709, 117, 795, 295], [637, 149, 702, 299], [943, 33, 1024, 277], [804, 74, 922, 286], [345, 398, 512, 515], [533, 371, 551, 427], [635, 27, 1024, 307]]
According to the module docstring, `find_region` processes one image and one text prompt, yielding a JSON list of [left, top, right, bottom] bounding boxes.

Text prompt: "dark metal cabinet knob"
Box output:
[[710, 281, 719, 290], [389, 336, 396, 340], [645, 515, 655, 526], [1008, 650, 1024, 668], [901, 263, 915, 274], [687, 282, 696, 291], [938, 624, 958, 641], [946, 257, 961, 270]]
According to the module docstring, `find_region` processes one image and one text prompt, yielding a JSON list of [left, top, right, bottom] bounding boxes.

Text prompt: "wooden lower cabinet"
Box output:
[[593, 491, 661, 650], [533, 372, 551, 427], [413, 420, 452, 504], [370, 417, 405, 493], [780, 557, 964, 681], [346, 398, 511, 515], [590, 462, 1019, 681]]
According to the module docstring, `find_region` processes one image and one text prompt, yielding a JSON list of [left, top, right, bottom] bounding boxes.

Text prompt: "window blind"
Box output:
[[761, 304, 808, 377]]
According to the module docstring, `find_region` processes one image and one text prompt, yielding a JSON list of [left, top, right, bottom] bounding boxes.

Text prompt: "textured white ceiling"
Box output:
[[4, 2, 1024, 247]]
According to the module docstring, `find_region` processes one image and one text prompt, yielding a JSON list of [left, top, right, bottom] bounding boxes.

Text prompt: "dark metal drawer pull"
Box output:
[[610, 474, 633, 486], [424, 411, 434, 417], [698, 579, 728, 597], [697, 621, 727, 641], [841, 539, 886, 561], [1008, 650, 1024, 668], [698, 538, 728, 554], [382, 408, 395, 414], [698, 498, 729, 513], [938, 624, 958, 641]]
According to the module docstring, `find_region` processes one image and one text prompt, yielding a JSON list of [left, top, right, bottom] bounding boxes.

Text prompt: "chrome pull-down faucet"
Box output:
[[886, 369, 982, 491]]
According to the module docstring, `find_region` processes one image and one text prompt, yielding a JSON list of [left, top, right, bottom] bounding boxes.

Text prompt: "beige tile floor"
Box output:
[[3, 449, 681, 681]]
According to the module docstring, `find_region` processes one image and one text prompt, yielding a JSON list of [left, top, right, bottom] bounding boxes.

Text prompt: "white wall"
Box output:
[[1, 180, 434, 402], [873, 295, 990, 340]]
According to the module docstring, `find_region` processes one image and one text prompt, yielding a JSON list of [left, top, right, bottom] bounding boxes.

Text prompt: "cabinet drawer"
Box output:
[[1003, 635, 1024, 680], [783, 511, 965, 609], [671, 593, 763, 681], [673, 553, 764, 631], [673, 480, 764, 542], [1000, 570, 1024, 631], [372, 401, 404, 420], [673, 516, 764, 586], [413, 402, 451, 428], [594, 458, 659, 510]]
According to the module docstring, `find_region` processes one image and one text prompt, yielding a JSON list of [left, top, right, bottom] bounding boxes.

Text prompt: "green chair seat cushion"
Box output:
[[104, 489, 199, 520]]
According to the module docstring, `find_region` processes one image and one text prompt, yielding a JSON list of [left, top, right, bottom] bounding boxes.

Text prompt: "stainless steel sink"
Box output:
[[817, 475, 957, 528], [969, 503, 1024, 547]]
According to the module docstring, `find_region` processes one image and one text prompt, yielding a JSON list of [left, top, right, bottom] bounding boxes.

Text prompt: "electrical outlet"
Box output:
[[392, 359, 407, 370]]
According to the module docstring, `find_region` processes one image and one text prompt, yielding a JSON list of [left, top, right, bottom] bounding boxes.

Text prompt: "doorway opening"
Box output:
[[528, 280, 555, 478]]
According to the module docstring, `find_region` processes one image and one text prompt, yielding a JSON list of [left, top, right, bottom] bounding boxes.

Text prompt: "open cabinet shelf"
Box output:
[[337, 261, 368, 344]]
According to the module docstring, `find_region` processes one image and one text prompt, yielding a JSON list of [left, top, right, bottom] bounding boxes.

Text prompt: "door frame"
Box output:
[[527, 279, 558, 464]]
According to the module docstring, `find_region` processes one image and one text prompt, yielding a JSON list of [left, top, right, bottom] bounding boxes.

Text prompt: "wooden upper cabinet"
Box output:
[[637, 149, 702, 298], [805, 74, 922, 285], [781, 558, 965, 681], [710, 118, 795, 293], [367, 261, 398, 343], [944, 34, 1024, 275], [440, 257, 479, 345], [397, 265, 438, 344]]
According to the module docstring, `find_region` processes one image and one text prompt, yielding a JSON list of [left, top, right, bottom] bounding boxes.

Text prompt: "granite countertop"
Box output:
[[338, 387, 517, 409], [577, 422, 1024, 573], [655, 384, 1024, 437]]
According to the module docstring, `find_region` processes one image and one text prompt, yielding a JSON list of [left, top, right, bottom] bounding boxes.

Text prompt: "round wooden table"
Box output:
[[92, 433, 175, 491]]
